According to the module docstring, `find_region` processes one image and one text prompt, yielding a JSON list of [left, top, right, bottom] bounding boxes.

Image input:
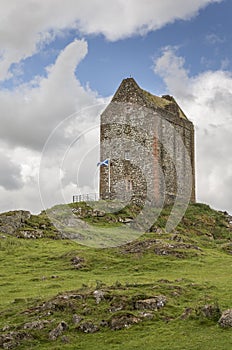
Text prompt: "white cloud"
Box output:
[[0, 151, 23, 190], [0, 39, 97, 151], [220, 58, 230, 70], [154, 47, 191, 98], [0, 0, 222, 81], [206, 33, 225, 45], [0, 146, 42, 213], [154, 47, 232, 213], [0, 38, 106, 213]]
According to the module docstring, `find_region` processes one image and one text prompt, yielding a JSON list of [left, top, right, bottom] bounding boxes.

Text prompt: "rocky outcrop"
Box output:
[[0, 210, 60, 239], [120, 237, 201, 258], [0, 210, 31, 235], [0, 331, 31, 349], [16, 229, 43, 239]]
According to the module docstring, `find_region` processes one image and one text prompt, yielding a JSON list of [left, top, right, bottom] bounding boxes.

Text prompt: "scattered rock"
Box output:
[[221, 242, 232, 255], [195, 304, 221, 322], [199, 304, 221, 321], [109, 304, 125, 313], [118, 217, 133, 224], [171, 234, 184, 242], [222, 212, 232, 227], [121, 238, 200, 257], [109, 313, 140, 330], [71, 256, 85, 269], [109, 296, 128, 312], [77, 322, 99, 333], [135, 296, 167, 310], [16, 229, 43, 239], [55, 214, 89, 231], [180, 307, 193, 320], [149, 226, 163, 234], [218, 309, 232, 327], [99, 320, 108, 327], [157, 279, 171, 284], [92, 209, 106, 217], [0, 331, 30, 349], [121, 239, 157, 254], [82, 307, 92, 316], [61, 335, 70, 343], [71, 206, 101, 218], [93, 290, 105, 304], [23, 320, 49, 330], [40, 224, 47, 230], [49, 321, 68, 340], [72, 314, 83, 325], [139, 312, 154, 319]]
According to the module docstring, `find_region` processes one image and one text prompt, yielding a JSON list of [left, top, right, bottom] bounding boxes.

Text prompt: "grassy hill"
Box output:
[[0, 202, 232, 349]]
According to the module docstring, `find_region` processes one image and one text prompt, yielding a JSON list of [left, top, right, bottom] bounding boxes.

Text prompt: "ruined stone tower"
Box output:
[[99, 78, 195, 206]]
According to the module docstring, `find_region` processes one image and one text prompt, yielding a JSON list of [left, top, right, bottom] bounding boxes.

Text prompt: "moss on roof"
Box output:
[[112, 78, 188, 120], [142, 89, 170, 108], [141, 88, 187, 120]]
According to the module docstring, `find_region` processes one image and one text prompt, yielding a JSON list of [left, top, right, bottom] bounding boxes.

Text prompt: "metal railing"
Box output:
[[72, 193, 99, 203]]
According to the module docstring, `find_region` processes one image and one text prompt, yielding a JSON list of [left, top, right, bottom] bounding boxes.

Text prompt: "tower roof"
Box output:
[[111, 77, 188, 120]]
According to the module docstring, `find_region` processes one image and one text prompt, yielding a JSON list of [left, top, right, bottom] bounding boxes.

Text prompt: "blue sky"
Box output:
[[0, 0, 231, 215], [2, 0, 231, 95]]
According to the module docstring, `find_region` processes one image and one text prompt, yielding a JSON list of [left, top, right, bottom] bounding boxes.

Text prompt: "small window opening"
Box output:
[[125, 150, 130, 160], [126, 178, 133, 191]]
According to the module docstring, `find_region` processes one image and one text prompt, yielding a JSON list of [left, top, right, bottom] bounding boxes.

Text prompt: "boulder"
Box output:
[[49, 321, 68, 340], [109, 313, 140, 330], [71, 256, 85, 269], [139, 312, 154, 319], [93, 290, 105, 304], [72, 314, 83, 325], [180, 307, 193, 320], [77, 322, 99, 333], [218, 309, 232, 327], [199, 304, 221, 321], [23, 320, 49, 330], [135, 296, 167, 310], [0, 331, 30, 349]]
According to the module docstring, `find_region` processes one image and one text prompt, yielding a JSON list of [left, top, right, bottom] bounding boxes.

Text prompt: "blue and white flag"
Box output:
[[97, 159, 109, 167]]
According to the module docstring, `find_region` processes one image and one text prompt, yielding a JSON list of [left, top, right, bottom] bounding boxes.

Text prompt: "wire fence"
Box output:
[[72, 193, 99, 203]]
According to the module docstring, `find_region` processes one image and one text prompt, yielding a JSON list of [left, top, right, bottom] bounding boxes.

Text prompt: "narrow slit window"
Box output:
[[125, 150, 130, 160], [126, 179, 133, 191]]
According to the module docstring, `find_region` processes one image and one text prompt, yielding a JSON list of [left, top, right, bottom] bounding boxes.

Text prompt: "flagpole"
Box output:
[[108, 158, 111, 195]]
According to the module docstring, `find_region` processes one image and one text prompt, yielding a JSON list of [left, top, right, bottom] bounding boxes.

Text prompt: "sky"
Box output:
[[0, 0, 232, 215]]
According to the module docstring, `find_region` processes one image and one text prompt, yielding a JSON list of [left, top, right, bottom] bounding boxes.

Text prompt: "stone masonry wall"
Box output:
[[99, 78, 195, 206]]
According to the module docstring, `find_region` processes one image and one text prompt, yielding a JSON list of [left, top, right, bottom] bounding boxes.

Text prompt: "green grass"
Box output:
[[0, 203, 232, 349]]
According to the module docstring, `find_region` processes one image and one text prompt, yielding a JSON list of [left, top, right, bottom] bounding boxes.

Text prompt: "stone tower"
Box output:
[[99, 78, 195, 206]]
